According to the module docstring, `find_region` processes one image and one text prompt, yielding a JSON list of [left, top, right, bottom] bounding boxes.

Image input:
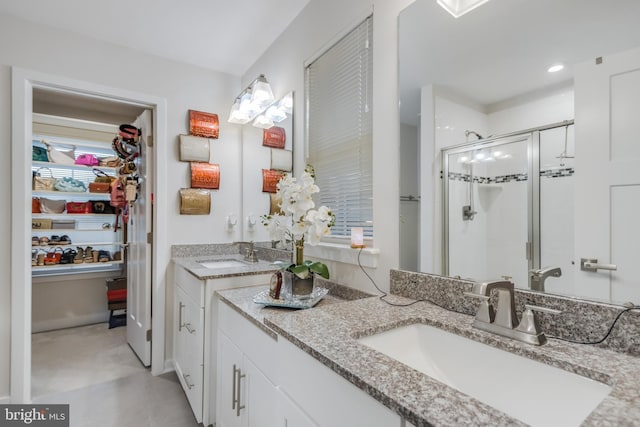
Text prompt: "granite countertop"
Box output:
[[173, 254, 280, 280], [218, 287, 640, 426], [216, 284, 356, 340]]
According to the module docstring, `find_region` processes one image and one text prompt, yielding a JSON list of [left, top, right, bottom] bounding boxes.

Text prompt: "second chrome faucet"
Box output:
[[465, 279, 561, 345]]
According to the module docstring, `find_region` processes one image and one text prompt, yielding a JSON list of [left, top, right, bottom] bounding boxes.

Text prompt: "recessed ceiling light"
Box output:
[[548, 64, 565, 73], [437, 0, 491, 18]]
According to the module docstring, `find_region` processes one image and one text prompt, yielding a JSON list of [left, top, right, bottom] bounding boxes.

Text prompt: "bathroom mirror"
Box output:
[[241, 91, 294, 242], [399, 0, 640, 305]]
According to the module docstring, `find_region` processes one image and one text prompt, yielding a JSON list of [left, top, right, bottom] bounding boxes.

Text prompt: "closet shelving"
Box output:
[[31, 135, 125, 277]]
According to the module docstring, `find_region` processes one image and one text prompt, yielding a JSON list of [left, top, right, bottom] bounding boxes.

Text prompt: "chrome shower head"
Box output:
[[465, 130, 483, 140]]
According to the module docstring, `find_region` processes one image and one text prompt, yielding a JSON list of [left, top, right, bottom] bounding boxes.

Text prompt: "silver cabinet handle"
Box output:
[[236, 368, 246, 417], [178, 302, 185, 332], [183, 373, 195, 390], [232, 364, 246, 416], [581, 258, 618, 272], [232, 364, 237, 410]]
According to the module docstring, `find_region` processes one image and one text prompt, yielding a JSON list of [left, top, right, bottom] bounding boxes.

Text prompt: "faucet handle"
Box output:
[[524, 304, 562, 315], [463, 293, 494, 323], [516, 304, 562, 338]]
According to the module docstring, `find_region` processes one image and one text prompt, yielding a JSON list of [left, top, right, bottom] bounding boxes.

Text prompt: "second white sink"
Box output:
[[358, 323, 611, 427], [197, 259, 248, 269]]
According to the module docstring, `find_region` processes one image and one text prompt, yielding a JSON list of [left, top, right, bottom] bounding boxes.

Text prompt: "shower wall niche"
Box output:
[[442, 123, 575, 292]]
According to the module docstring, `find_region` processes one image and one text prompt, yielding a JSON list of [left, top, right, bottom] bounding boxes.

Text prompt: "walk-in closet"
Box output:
[[30, 87, 151, 399]]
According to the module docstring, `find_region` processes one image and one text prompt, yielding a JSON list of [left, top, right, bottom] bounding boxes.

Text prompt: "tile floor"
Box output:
[[32, 323, 200, 427]]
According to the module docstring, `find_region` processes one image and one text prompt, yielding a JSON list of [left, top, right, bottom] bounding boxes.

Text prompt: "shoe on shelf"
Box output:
[[37, 252, 45, 266], [98, 250, 111, 262], [31, 249, 37, 266], [113, 251, 122, 262], [59, 235, 72, 245], [84, 246, 94, 263], [32, 236, 39, 246], [49, 235, 61, 245], [39, 236, 49, 246], [60, 248, 77, 264], [74, 247, 84, 264]]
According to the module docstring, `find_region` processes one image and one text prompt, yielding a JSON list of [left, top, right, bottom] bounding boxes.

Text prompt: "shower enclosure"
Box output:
[[442, 121, 575, 292]]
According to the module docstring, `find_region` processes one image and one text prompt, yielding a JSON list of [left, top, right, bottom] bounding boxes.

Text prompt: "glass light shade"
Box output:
[[252, 114, 275, 129], [279, 92, 293, 114], [228, 98, 252, 124], [437, 0, 491, 18], [265, 105, 287, 123], [250, 76, 275, 110]]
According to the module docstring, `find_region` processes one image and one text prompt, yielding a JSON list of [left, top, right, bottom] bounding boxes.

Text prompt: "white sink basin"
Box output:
[[197, 259, 248, 269], [358, 324, 611, 427]]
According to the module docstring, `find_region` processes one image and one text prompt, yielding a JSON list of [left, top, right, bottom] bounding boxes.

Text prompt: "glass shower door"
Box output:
[[443, 134, 532, 287]]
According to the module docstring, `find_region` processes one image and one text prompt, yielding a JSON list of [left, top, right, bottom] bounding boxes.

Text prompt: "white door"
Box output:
[[574, 47, 640, 304], [127, 110, 153, 365]]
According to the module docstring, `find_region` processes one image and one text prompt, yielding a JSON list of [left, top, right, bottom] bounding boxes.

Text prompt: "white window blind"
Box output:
[[306, 15, 373, 239]]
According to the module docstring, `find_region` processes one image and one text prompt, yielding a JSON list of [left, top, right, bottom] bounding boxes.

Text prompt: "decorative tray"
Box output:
[[253, 287, 329, 309]]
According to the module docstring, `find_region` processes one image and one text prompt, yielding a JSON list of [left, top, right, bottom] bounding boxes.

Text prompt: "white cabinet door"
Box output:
[[574, 47, 640, 303], [277, 339, 402, 427], [217, 332, 244, 427], [243, 357, 277, 427], [174, 284, 204, 423], [217, 330, 278, 427], [277, 389, 318, 427]]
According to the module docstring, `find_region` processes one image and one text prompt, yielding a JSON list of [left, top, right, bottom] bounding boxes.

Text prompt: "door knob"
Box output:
[[580, 258, 617, 272]]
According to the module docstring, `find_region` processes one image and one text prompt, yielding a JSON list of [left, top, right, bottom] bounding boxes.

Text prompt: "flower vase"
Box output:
[[282, 270, 314, 300]]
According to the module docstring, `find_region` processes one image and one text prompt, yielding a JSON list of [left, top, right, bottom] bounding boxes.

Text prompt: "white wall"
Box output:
[[0, 12, 242, 400], [242, 0, 416, 293]]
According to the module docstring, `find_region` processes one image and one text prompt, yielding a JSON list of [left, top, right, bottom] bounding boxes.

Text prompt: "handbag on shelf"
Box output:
[[90, 200, 115, 214], [32, 197, 41, 214], [45, 142, 76, 165], [39, 198, 66, 214], [99, 156, 121, 168], [54, 176, 87, 193], [33, 167, 57, 191], [93, 168, 116, 184], [66, 202, 93, 214], [32, 145, 49, 162], [89, 182, 111, 193], [75, 153, 99, 166]]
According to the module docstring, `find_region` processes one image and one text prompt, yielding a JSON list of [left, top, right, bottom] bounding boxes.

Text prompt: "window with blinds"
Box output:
[[306, 15, 373, 239]]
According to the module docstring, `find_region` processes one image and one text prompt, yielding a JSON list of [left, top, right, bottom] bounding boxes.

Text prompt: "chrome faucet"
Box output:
[[233, 241, 259, 263], [465, 279, 561, 345], [529, 266, 562, 292]]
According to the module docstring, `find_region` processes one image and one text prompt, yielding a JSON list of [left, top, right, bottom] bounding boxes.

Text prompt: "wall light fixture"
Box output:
[[228, 74, 275, 125]]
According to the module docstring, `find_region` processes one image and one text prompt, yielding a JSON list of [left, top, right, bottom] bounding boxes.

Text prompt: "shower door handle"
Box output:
[[580, 258, 617, 272]]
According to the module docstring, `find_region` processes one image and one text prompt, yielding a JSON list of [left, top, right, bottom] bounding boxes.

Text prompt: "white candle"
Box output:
[[350, 227, 365, 248]]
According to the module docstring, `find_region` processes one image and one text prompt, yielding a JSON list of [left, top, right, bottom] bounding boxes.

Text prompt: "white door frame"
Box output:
[[10, 67, 169, 403]]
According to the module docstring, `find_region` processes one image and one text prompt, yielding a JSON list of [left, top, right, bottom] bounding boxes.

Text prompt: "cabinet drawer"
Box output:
[[175, 265, 204, 304]]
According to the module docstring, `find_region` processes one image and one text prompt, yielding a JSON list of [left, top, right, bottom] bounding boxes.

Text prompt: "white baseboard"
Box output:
[[32, 312, 110, 333], [0, 395, 10, 404], [161, 359, 176, 375]]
